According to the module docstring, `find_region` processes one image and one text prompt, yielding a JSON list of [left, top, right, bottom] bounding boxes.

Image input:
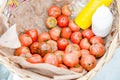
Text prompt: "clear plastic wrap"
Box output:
[[69, 0, 89, 18]]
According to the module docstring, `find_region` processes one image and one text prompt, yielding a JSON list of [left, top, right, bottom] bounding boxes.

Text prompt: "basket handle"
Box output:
[[0, 0, 7, 13]]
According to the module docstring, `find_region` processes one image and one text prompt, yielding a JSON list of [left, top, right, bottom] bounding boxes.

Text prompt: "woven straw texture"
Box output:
[[0, 0, 120, 80]]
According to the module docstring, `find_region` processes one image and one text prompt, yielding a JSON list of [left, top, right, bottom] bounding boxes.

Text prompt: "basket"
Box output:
[[0, 0, 120, 80]]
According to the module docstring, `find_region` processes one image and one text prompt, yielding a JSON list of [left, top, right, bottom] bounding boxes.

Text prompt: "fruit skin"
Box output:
[[90, 43, 105, 58], [54, 50, 64, 64], [80, 54, 96, 71], [15, 46, 32, 58], [63, 53, 79, 67], [48, 6, 61, 18], [38, 32, 51, 43], [30, 42, 39, 54], [79, 38, 90, 50], [70, 64, 83, 73], [65, 44, 81, 58], [61, 27, 72, 39], [80, 49, 90, 57], [43, 53, 59, 66], [25, 29, 38, 42], [62, 4, 71, 16], [19, 33, 32, 47], [68, 20, 80, 32], [57, 15, 69, 28], [45, 16, 57, 29], [47, 40, 58, 52], [38, 42, 52, 57], [49, 27, 61, 41], [70, 31, 82, 44], [26, 54, 43, 64], [90, 36, 104, 44], [58, 64, 68, 69], [82, 29, 94, 40], [57, 38, 69, 50]]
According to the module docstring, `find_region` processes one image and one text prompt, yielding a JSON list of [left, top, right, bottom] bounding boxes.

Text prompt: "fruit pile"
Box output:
[[15, 5, 105, 72]]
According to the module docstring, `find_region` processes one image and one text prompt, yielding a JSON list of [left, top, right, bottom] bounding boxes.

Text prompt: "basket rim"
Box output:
[[0, 0, 120, 80]]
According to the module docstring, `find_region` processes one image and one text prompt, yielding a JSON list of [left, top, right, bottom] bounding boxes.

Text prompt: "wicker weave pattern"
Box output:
[[0, 0, 119, 80]]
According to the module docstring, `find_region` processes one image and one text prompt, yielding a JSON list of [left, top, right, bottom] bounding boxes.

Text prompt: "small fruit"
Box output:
[[19, 33, 32, 47], [70, 32, 82, 44], [15, 46, 32, 58], [26, 54, 43, 64], [38, 42, 52, 57], [61, 27, 72, 39], [49, 27, 61, 41], [45, 16, 57, 29], [65, 44, 81, 58], [54, 50, 64, 64], [57, 15, 69, 28], [62, 4, 71, 16], [38, 32, 51, 43], [48, 6, 61, 18], [58, 64, 68, 69], [47, 40, 58, 52], [70, 64, 83, 73], [68, 20, 80, 32], [82, 29, 94, 40], [57, 38, 69, 50], [80, 49, 90, 57], [90, 36, 104, 44], [30, 42, 39, 54], [25, 29, 38, 42], [80, 38, 90, 50]]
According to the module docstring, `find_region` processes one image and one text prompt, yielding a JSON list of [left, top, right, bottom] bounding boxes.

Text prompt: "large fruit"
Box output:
[[80, 55, 96, 71], [43, 53, 59, 66], [90, 43, 105, 58], [63, 53, 79, 67]]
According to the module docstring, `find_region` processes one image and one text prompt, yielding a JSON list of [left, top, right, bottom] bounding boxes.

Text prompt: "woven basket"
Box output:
[[0, 0, 120, 80]]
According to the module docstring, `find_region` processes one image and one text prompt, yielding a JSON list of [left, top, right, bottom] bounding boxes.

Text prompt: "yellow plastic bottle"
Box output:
[[74, 0, 113, 30]]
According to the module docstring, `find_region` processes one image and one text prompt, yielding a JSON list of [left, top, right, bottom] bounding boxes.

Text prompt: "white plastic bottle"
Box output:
[[92, 5, 113, 37]]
